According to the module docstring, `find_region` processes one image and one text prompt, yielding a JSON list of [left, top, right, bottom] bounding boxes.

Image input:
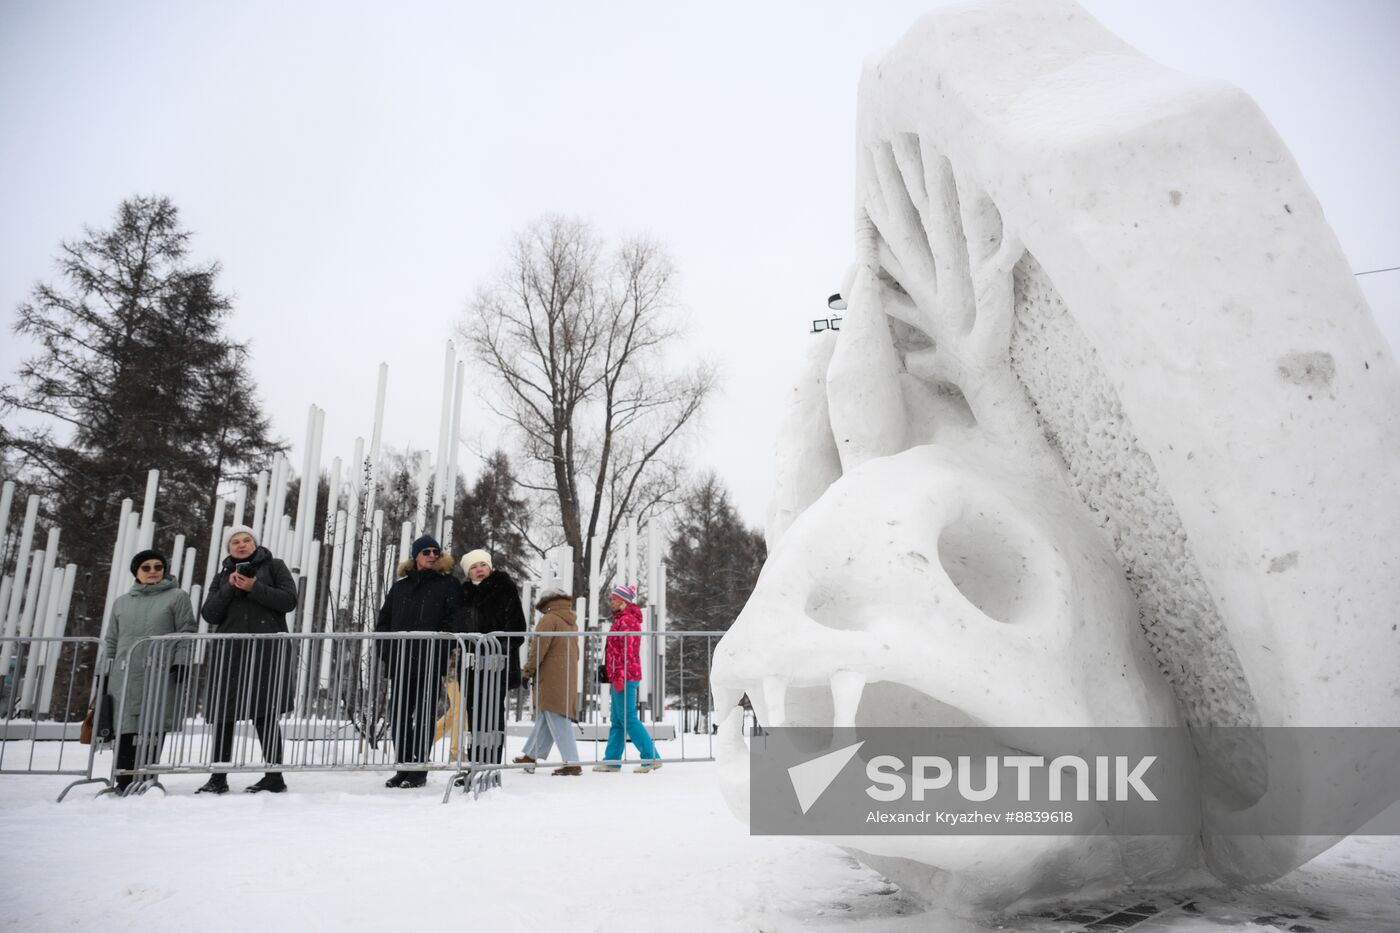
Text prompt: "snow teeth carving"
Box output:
[[715, 0, 1400, 910], [830, 670, 866, 728], [762, 676, 788, 728]]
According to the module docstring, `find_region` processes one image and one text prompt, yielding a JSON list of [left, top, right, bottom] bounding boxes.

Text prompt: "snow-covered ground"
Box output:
[[2, 738, 1398, 932]]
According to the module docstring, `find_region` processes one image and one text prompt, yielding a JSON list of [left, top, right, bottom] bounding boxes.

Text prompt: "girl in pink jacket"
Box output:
[[596, 584, 661, 772]]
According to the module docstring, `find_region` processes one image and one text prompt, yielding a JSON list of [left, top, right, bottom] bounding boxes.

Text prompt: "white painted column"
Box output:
[[0, 493, 39, 680], [136, 470, 159, 550], [203, 497, 229, 598]]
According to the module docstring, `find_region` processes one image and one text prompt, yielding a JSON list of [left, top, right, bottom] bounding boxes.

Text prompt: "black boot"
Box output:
[[245, 773, 287, 794], [399, 771, 427, 788], [385, 771, 409, 788], [196, 774, 229, 795]]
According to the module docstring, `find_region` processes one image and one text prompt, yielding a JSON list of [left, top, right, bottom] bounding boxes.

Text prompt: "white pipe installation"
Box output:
[[0, 356, 676, 725], [0, 494, 40, 674]]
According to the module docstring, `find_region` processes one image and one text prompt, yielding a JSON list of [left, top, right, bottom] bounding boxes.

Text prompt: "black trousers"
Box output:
[[389, 674, 443, 775], [211, 717, 284, 775], [114, 731, 166, 790]]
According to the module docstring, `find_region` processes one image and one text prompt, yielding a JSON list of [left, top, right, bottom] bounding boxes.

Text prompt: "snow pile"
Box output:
[[4, 750, 1400, 932]]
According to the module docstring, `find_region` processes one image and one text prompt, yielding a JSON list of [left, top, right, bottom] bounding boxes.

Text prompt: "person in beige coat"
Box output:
[[514, 588, 582, 776]]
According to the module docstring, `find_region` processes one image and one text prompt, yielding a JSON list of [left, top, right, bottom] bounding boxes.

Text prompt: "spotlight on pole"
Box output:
[[811, 293, 847, 334]]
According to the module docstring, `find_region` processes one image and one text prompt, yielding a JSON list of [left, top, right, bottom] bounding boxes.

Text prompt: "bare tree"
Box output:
[[460, 216, 714, 592]]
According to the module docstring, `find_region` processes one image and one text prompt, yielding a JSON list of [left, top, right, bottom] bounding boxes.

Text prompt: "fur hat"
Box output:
[[462, 549, 493, 571], [411, 534, 442, 558], [130, 548, 168, 578], [227, 525, 258, 550], [610, 583, 637, 606], [535, 587, 573, 611]]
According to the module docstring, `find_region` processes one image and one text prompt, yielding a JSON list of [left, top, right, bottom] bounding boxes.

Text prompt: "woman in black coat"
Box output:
[[376, 534, 462, 788], [457, 548, 527, 764], [197, 524, 298, 794]]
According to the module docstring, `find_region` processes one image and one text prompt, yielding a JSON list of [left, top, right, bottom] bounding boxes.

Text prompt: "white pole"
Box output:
[[0, 577, 11, 643], [137, 470, 159, 550], [23, 563, 62, 714], [203, 497, 228, 598], [2, 494, 40, 641], [325, 508, 347, 635], [413, 450, 431, 537], [15, 550, 45, 640], [324, 456, 342, 555], [38, 564, 77, 715], [251, 470, 269, 541], [0, 480, 15, 560], [292, 405, 318, 571], [339, 437, 365, 609], [434, 341, 455, 535], [626, 517, 639, 586], [231, 481, 248, 529], [292, 407, 324, 571], [296, 540, 321, 706], [21, 540, 59, 706], [646, 519, 661, 607], [369, 509, 384, 618], [276, 453, 292, 545], [277, 514, 292, 561], [258, 456, 277, 543], [169, 533, 186, 582], [192, 584, 207, 636], [22, 528, 61, 640], [25, 561, 63, 710], [398, 520, 413, 566], [443, 360, 465, 550], [381, 543, 395, 593], [587, 534, 600, 630], [120, 517, 140, 597], [97, 503, 133, 644], [301, 540, 321, 637], [0, 495, 39, 682], [13, 549, 45, 712], [191, 582, 207, 662], [306, 407, 325, 564], [269, 454, 291, 556], [364, 363, 388, 526], [180, 547, 198, 593], [555, 544, 573, 594]]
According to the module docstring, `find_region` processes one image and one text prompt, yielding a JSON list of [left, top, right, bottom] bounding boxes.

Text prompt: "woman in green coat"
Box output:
[[103, 548, 197, 792]]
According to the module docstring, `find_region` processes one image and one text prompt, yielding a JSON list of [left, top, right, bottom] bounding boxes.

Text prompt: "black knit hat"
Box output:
[[411, 534, 441, 559], [130, 548, 168, 578]]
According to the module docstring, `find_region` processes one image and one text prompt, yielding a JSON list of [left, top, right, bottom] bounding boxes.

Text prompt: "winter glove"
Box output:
[[170, 663, 189, 684]]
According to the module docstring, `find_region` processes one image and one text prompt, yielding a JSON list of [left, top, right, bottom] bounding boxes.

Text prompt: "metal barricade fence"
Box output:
[[109, 631, 504, 802], [0, 636, 108, 798], [474, 629, 724, 780]]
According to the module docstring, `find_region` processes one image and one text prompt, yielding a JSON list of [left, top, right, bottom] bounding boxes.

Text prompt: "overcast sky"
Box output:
[[2, 1, 1397, 530]]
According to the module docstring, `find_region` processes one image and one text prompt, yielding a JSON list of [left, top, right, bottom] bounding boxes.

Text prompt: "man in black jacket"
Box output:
[[457, 548, 528, 766], [376, 534, 462, 788]]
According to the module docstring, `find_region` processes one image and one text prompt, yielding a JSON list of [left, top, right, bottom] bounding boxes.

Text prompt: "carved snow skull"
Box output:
[[713, 0, 1400, 910]]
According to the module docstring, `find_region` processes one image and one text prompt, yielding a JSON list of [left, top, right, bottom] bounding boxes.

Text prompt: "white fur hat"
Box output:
[[227, 525, 258, 550]]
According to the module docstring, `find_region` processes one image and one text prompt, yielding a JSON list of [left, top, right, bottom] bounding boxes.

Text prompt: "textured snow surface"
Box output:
[[4, 743, 1399, 932]]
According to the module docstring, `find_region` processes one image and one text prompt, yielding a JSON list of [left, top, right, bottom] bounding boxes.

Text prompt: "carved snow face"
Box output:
[[715, 0, 1400, 910]]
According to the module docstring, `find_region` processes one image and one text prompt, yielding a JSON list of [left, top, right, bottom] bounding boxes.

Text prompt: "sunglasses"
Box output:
[[138, 562, 165, 573], [419, 548, 440, 557]]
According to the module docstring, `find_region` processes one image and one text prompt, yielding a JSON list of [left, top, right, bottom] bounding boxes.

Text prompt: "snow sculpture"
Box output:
[[713, 0, 1400, 910]]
